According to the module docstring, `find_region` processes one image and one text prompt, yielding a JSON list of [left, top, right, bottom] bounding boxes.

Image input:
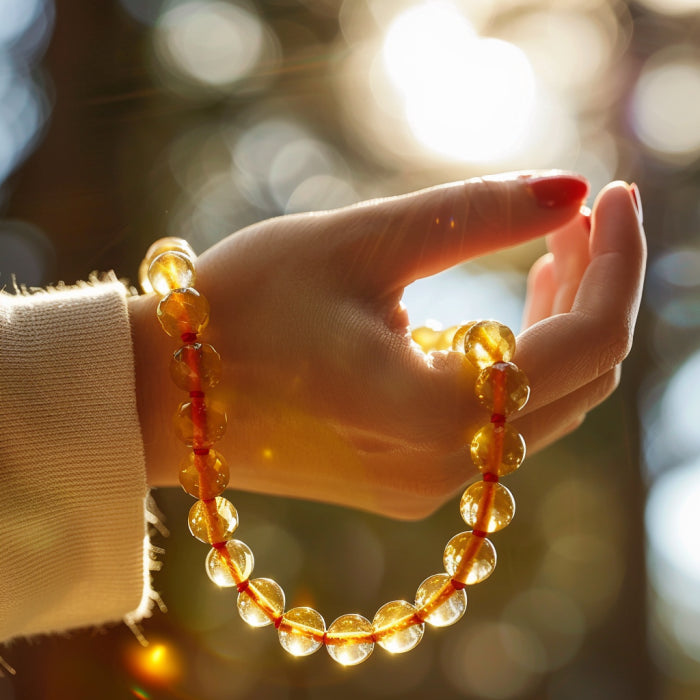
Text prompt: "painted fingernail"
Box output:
[[524, 173, 589, 209], [629, 183, 643, 225], [580, 205, 591, 234]]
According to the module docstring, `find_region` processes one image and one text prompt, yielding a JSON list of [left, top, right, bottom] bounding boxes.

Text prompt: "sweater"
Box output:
[[0, 277, 152, 643]]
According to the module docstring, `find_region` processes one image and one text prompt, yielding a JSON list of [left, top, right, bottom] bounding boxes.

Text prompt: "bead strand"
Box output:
[[140, 239, 531, 665]]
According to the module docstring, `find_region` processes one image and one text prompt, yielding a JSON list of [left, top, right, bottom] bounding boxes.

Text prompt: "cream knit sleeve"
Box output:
[[0, 276, 153, 643]]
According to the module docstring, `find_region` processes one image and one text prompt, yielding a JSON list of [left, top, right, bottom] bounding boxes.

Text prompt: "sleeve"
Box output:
[[0, 276, 154, 643]]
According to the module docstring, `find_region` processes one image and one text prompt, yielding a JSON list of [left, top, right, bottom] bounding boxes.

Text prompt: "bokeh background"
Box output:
[[0, 0, 698, 698]]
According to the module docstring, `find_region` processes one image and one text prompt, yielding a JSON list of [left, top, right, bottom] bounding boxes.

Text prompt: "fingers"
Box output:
[[326, 171, 589, 292], [522, 208, 591, 329], [515, 181, 646, 414], [522, 253, 555, 328], [512, 365, 621, 453], [547, 208, 591, 315]]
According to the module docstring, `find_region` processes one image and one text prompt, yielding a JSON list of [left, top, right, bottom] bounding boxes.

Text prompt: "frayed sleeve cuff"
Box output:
[[0, 277, 154, 643]]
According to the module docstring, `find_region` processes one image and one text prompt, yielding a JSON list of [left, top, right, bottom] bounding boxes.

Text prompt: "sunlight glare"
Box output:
[[381, 2, 536, 164]]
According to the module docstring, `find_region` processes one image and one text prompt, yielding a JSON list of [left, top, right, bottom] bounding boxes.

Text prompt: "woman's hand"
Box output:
[[129, 172, 645, 519]]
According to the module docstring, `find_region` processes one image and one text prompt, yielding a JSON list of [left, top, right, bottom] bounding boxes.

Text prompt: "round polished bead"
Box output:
[[170, 343, 222, 392], [173, 398, 227, 448], [278, 607, 326, 657], [415, 573, 467, 627], [444, 532, 497, 585], [139, 237, 195, 293], [475, 361, 530, 415], [157, 288, 210, 338], [237, 578, 285, 628], [188, 497, 238, 544], [325, 614, 374, 666], [148, 251, 196, 296], [179, 449, 229, 500], [451, 322, 476, 352], [372, 600, 424, 654], [460, 481, 516, 532], [205, 539, 254, 587], [463, 320, 516, 369], [470, 423, 526, 477]]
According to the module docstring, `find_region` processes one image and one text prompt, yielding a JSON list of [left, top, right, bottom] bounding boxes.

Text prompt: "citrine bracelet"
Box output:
[[140, 237, 530, 665]]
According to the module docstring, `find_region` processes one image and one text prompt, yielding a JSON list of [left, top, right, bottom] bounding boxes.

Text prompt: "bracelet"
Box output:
[[140, 237, 530, 665]]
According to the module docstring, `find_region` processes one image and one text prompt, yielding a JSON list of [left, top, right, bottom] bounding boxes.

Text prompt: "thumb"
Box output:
[[326, 170, 589, 292]]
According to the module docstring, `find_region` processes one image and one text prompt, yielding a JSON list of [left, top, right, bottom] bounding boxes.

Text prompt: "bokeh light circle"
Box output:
[[631, 49, 700, 163], [154, 0, 267, 91]]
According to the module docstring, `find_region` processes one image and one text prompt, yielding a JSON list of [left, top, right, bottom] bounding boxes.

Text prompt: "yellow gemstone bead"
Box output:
[[237, 578, 285, 627], [148, 251, 196, 296], [460, 481, 516, 532], [278, 607, 326, 657], [157, 288, 210, 339], [470, 423, 526, 477], [188, 497, 238, 544], [475, 361, 530, 415], [444, 532, 497, 585], [463, 320, 516, 369], [205, 540, 254, 587], [451, 322, 476, 351], [139, 237, 195, 293], [415, 573, 467, 627], [170, 343, 222, 392], [178, 449, 229, 500], [325, 614, 374, 666], [173, 398, 227, 448], [372, 600, 424, 654]]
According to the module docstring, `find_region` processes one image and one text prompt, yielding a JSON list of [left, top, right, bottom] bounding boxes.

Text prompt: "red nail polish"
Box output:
[[629, 183, 643, 224], [526, 174, 589, 209]]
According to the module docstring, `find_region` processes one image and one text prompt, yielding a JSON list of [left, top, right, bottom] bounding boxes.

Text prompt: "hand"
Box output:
[[129, 172, 643, 519]]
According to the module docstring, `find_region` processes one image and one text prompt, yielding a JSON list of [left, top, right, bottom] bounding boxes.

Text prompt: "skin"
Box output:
[[128, 173, 646, 520]]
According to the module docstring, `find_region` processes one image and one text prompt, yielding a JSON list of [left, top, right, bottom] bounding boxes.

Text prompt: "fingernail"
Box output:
[[629, 183, 643, 225], [524, 173, 589, 209], [580, 205, 591, 234]]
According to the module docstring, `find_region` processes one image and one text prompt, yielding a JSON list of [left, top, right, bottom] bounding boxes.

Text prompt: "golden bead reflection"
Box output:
[[237, 578, 285, 628], [178, 449, 229, 500], [475, 361, 530, 415], [157, 288, 210, 338], [463, 320, 516, 369], [188, 497, 238, 544], [325, 614, 375, 666], [205, 540, 254, 587], [278, 607, 326, 657], [444, 532, 497, 585], [415, 573, 467, 627], [373, 600, 424, 654], [148, 251, 196, 296], [451, 322, 476, 351], [139, 237, 195, 294], [470, 423, 526, 477], [173, 398, 227, 448], [170, 343, 222, 392], [460, 481, 516, 532]]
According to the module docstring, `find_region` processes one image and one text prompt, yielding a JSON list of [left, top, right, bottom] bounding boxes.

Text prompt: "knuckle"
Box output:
[[597, 329, 633, 375]]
